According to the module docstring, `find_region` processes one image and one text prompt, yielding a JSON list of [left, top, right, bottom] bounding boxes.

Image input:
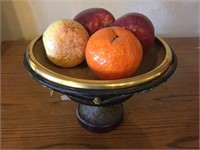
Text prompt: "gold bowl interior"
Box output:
[[26, 35, 172, 90]]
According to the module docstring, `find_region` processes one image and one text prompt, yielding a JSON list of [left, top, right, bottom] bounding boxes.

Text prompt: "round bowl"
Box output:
[[24, 35, 177, 106], [24, 35, 177, 132]]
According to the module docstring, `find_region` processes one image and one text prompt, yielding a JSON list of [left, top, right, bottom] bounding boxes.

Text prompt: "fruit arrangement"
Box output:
[[43, 8, 155, 80]]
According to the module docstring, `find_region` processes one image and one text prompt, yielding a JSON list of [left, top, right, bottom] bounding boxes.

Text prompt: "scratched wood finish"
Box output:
[[1, 38, 199, 149]]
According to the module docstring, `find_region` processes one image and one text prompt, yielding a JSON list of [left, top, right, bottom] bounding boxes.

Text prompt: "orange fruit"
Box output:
[[85, 26, 143, 79]]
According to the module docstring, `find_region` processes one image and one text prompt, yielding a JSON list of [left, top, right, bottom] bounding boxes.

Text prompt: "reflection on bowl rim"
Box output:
[[26, 35, 172, 90]]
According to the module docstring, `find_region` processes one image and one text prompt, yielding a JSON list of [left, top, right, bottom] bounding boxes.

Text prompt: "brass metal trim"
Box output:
[[26, 35, 172, 90]]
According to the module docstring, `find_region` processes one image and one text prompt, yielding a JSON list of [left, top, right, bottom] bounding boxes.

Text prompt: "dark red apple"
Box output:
[[112, 13, 155, 53], [73, 8, 115, 36]]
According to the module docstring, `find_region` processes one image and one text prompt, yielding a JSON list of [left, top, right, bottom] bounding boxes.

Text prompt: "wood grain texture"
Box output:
[[1, 38, 199, 149]]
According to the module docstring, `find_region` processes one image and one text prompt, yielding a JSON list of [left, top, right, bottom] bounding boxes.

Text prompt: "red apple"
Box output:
[[73, 8, 115, 36], [112, 13, 155, 53]]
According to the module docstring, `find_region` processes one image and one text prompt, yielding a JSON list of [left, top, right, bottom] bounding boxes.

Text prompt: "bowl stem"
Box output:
[[76, 103, 124, 133]]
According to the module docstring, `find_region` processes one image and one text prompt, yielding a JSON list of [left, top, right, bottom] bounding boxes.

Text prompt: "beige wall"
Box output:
[[1, 0, 199, 41]]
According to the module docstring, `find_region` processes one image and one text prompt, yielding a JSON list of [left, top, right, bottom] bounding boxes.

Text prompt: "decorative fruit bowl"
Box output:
[[23, 35, 177, 132]]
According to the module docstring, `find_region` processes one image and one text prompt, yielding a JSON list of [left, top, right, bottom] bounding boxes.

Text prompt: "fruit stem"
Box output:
[[111, 29, 119, 43], [111, 35, 119, 43]]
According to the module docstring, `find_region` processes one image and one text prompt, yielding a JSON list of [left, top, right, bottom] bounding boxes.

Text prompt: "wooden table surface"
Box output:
[[1, 37, 199, 149]]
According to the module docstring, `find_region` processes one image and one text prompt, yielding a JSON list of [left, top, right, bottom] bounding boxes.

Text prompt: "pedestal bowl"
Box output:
[[23, 35, 177, 132]]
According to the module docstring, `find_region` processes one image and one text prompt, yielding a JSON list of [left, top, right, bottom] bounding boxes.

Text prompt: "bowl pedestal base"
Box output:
[[76, 103, 124, 132], [23, 35, 177, 133]]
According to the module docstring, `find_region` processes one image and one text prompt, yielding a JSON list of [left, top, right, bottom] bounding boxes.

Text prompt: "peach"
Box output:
[[43, 19, 89, 67]]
